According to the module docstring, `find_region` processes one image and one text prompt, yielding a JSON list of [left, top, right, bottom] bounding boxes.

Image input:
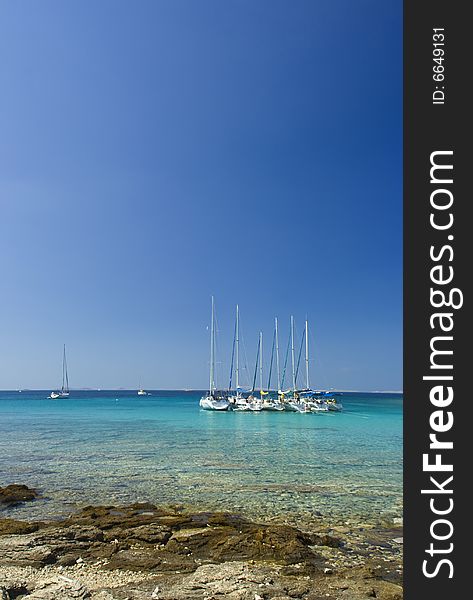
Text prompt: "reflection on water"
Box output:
[[0, 390, 402, 524]]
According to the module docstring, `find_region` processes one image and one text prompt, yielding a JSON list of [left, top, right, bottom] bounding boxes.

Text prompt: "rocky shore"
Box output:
[[0, 485, 403, 600]]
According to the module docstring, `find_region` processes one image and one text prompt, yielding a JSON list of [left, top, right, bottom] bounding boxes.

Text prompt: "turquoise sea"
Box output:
[[0, 390, 402, 525]]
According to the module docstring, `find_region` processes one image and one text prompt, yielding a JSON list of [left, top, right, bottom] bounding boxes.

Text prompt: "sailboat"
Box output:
[[299, 319, 340, 412], [199, 297, 230, 411], [228, 305, 250, 410], [286, 316, 308, 413], [302, 319, 329, 413], [137, 388, 148, 396], [246, 332, 263, 411], [50, 344, 70, 399], [262, 320, 284, 411]]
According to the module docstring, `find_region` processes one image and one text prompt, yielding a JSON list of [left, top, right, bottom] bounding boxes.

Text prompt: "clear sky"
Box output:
[[0, 1, 402, 391]]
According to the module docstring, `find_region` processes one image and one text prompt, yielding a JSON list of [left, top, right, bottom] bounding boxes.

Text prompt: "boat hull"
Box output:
[[199, 396, 230, 411], [49, 392, 69, 399]]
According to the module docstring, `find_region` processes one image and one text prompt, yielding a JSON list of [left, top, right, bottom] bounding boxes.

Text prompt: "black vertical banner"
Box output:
[[404, 1, 469, 598]]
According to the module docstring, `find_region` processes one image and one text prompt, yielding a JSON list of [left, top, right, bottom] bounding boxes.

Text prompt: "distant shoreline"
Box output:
[[2, 388, 404, 394]]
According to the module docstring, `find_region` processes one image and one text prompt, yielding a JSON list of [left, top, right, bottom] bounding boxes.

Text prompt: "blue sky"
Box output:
[[0, 1, 402, 391]]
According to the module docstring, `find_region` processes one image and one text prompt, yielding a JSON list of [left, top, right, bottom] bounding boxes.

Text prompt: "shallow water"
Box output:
[[0, 390, 402, 524]]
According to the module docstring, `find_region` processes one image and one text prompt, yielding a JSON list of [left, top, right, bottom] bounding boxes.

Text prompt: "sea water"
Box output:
[[0, 390, 402, 525]]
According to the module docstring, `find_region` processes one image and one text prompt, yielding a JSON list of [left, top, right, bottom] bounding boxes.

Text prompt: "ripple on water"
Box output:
[[0, 391, 403, 525]]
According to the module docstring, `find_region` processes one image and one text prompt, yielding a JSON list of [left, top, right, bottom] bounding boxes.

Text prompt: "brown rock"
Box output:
[[0, 518, 41, 535], [0, 485, 39, 508]]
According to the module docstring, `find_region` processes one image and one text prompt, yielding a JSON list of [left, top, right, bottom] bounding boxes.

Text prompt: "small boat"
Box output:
[[325, 398, 343, 411], [50, 344, 70, 399], [137, 389, 148, 396], [199, 297, 230, 411]]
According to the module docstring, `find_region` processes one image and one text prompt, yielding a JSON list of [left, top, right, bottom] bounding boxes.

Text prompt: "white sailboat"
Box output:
[[137, 388, 148, 396], [199, 297, 230, 411], [302, 319, 340, 412], [228, 305, 249, 410], [262, 319, 284, 411], [247, 332, 264, 411], [303, 319, 329, 413], [236, 331, 263, 411], [50, 344, 70, 399], [286, 316, 307, 413]]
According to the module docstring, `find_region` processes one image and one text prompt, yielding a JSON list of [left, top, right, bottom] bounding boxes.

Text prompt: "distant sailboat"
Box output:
[[199, 297, 230, 411], [50, 345, 70, 399], [137, 386, 148, 396]]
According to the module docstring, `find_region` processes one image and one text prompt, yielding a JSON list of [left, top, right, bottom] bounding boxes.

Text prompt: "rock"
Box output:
[[153, 561, 289, 599], [0, 485, 39, 508], [0, 581, 29, 600], [393, 537, 403, 544], [127, 523, 172, 545], [0, 533, 56, 567], [0, 518, 41, 535], [27, 576, 90, 599], [0, 501, 403, 599], [310, 533, 344, 548]]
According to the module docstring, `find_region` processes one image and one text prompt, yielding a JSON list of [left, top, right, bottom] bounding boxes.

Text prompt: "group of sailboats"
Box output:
[[199, 299, 343, 413]]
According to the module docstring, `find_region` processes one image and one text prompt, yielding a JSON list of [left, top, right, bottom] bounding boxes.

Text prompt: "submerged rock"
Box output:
[[0, 485, 39, 508]]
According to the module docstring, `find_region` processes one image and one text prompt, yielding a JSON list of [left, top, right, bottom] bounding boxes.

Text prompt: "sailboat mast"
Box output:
[[62, 344, 69, 393], [291, 316, 296, 392], [251, 335, 260, 393], [236, 305, 239, 392], [305, 318, 310, 390], [275, 317, 281, 392], [209, 297, 215, 395], [259, 331, 263, 393]]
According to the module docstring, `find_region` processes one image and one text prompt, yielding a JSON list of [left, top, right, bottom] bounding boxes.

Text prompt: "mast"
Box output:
[[305, 318, 310, 390], [290, 317, 295, 391], [62, 344, 69, 394], [259, 331, 263, 395], [267, 327, 275, 391], [209, 297, 215, 395], [251, 334, 260, 394], [236, 305, 240, 392], [275, 317, 281, 392]]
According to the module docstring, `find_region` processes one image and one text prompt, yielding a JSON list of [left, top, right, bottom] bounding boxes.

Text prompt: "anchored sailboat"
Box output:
[[262, 319, 284, 411], [245, 333, 263, 411], [199, 297, 230, 411], [50, 344, 70, 399], [228, 305, 250, 410]]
